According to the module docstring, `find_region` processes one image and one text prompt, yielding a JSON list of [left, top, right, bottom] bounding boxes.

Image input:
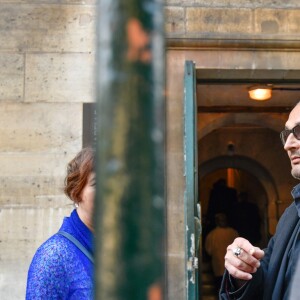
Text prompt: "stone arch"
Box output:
[[199, 155, 279, 234], [198, 113, 286, 140]]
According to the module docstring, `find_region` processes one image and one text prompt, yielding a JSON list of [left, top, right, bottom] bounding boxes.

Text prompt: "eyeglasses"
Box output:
[[280, 124, 300, 145]]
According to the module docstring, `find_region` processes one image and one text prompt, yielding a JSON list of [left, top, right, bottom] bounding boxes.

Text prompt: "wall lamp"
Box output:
[[248, 84, 300, 101]]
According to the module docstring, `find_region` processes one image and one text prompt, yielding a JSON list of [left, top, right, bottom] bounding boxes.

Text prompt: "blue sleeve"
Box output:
[[26, 238, 69, 299]]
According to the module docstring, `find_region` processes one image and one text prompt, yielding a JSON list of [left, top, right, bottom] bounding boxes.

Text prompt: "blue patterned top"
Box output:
[[26, 209, 94, 299]]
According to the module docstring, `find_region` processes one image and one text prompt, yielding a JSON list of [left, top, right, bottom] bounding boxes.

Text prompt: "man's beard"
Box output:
[[291, 167, 300, 179]]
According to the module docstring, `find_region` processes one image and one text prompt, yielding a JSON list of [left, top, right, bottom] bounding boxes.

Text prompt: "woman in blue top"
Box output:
[[26, 148, 95, 299]]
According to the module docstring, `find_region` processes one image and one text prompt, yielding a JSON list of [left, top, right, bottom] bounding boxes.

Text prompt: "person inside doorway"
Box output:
[[220, 101, 300, 299], [231, 192, 261, 246], [205, 213, 239, 293], [26, 147, 95, 299], [206, 178, 238, 229]]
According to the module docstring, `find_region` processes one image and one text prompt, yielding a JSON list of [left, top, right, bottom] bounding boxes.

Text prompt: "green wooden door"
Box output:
[[184, 60, 201, 299]]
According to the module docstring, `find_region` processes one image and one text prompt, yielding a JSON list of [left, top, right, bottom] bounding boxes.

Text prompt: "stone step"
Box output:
[[201, 295, 218, 300], [202, 272, 215, 284], [202, 283, 217, 295]]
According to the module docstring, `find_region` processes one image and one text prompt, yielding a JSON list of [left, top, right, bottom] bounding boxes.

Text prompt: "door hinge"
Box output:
[[187, 255, 198, 271], [192, 256, 198, 269]]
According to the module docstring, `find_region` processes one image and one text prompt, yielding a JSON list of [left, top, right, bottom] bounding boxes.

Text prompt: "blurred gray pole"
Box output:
[[94, 1, 165, 299]]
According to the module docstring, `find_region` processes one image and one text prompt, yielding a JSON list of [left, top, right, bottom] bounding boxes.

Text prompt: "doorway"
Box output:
[[182, 61, 299, 300], [200, 168, 269, 247], [199, 165, 270, 299], [194, 68, 295, 300]]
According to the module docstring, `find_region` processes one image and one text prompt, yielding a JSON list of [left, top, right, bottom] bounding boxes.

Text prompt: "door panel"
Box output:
[[183, 60, 201, 299]]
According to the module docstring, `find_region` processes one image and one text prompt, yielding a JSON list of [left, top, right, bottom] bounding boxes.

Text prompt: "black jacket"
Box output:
[[219, 202, 299, 300]]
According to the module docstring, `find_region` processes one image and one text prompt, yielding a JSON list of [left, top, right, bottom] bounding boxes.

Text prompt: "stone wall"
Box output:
[[165, 0, 300, 39], [0, 1, 96, 299]]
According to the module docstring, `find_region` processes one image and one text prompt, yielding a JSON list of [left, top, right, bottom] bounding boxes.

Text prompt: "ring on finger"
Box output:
[[232, 246, 243, 257]]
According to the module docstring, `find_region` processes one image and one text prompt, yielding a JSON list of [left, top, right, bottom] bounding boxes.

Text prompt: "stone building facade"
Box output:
[[0, 1, 96, 299], [1, 0, 300, 299], [165, 1, 300, 299]]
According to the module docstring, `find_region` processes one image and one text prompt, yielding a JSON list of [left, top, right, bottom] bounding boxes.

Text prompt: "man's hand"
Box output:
[[224, 237, 265, 281]]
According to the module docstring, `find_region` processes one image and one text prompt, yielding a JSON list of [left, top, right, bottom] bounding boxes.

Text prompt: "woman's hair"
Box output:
[[64, 147, 95, 203]]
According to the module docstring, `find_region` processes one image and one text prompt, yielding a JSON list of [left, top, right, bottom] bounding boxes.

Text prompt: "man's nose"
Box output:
[[284, 132, 299, 151]]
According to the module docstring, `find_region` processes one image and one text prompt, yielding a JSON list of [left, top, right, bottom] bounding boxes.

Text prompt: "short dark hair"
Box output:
[[215, 213, 228, 227], [64, 147, 95, 203]]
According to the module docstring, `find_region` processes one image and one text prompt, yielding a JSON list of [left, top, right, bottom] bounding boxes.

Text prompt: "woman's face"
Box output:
[[77, 172, 96, 231]]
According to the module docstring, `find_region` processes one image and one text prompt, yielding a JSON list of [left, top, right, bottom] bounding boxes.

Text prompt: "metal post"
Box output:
[[94, 1, 165, 299]]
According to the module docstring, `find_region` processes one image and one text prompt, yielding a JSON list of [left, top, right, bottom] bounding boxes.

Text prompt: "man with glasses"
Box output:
[[220, 102, 300, 300]]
